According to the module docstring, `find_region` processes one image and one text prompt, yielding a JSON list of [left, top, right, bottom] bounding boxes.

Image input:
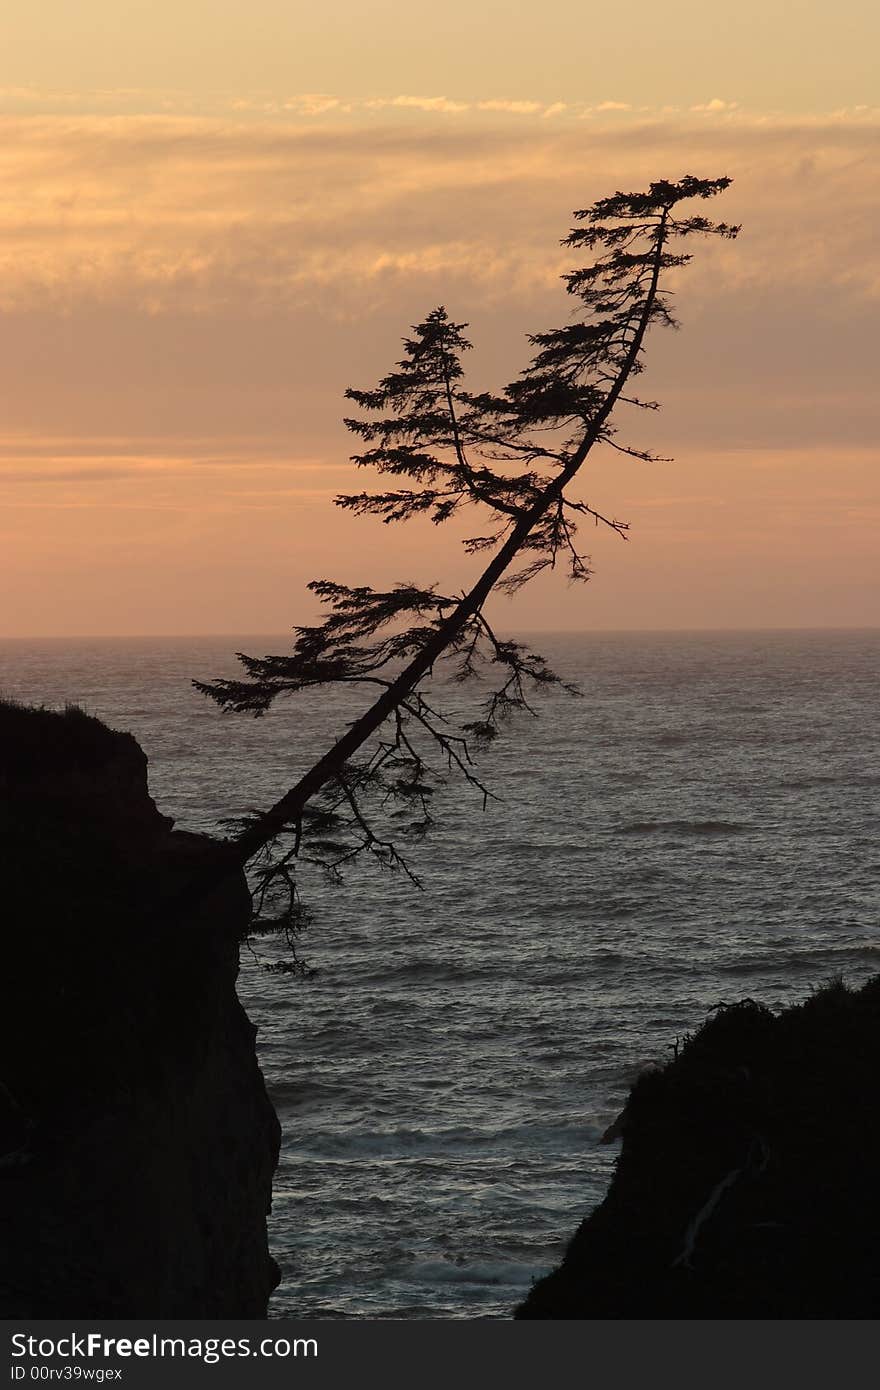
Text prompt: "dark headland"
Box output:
[[518, 976, 880, 1318], [0, 700, 280, 1317]]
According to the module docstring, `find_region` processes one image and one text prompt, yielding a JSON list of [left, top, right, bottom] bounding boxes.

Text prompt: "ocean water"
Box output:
[[1, 628, 879, 1318]]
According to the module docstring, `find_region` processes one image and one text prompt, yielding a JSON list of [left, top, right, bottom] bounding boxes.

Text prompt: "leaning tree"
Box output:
[[194, 175, 739, 965]]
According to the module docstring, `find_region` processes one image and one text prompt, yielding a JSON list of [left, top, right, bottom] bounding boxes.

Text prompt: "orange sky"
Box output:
[[0, 11, 878, 635]]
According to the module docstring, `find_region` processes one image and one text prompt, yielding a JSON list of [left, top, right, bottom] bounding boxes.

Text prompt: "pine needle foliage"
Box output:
[[194, 176, 738, 968]]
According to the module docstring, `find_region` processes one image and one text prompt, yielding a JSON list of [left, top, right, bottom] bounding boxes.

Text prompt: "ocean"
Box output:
[[2, 628, 878, 1318]]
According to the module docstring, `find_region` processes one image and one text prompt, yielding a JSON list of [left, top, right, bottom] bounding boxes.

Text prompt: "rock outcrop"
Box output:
[[0, 700, 280, 1317], [517, 978, 880, 1318]]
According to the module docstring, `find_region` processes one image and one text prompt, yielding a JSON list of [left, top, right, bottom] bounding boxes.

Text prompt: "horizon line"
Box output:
[[2, 624, 879, 643]]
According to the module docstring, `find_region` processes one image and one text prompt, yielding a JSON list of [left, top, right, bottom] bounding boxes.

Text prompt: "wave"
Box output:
[[532, 957, 624, 984], [265, 1078, 342, 1105], [365, 960, 507, 985], [780, 773, 880, 791], [618, 819, 745, 836], [718, 943, 880, 976], [289, 1120, 599, 1160], [406, 1258, 542, 1288]]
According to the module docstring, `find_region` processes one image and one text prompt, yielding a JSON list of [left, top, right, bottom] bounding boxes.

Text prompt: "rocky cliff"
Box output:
[[0, 700, 280, 1317], [517, 977, 880, 1318]]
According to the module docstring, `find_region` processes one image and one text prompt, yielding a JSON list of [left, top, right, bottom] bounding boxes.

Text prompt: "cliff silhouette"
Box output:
[[518, 977, 880, 1318], [0, 701, 280, 1317]]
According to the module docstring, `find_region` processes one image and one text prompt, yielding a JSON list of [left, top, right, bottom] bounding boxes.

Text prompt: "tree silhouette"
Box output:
[[195, 175, 739, 968]]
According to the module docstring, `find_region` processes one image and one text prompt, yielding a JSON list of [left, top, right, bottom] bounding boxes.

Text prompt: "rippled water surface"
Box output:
[[2, 629, 878, 1317]]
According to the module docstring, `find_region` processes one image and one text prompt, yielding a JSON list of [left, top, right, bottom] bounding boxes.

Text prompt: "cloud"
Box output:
[[0, 107, 877, 322], [476, 100, 544, 115], [1, 103, 878, 481], [282, 94, 343, 117], [0, 465, 145, 484], [0, 434, 333, 474], [371, 95, 471, 114], [691, 98, 739, 113]]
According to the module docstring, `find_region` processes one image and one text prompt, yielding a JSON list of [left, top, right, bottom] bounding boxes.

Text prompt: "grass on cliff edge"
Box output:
[[0, 698, 133, 778]]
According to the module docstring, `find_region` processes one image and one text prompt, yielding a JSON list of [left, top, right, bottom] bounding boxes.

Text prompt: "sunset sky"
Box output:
[[1, 2, 877, 636]]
